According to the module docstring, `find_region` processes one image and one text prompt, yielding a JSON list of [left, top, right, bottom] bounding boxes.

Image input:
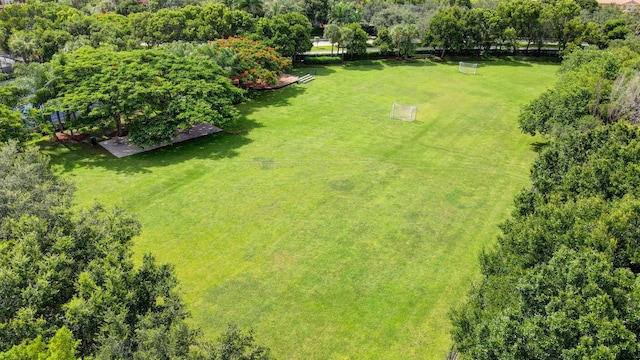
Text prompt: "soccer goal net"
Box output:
[[390, 103, 417, 122], [458, 62, 478, 75]]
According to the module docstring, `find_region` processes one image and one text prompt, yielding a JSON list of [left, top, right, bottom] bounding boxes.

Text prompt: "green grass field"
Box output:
[[310, 45, 335, 51], [44, 59, 558, 359]]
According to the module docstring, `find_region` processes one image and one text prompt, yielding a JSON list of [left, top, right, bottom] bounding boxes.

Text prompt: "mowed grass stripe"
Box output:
[[45, 59, 558, 359]]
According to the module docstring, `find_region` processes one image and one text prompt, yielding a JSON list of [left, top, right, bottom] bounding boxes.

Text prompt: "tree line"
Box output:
[[0, 1, 309, 147], [450, 35, 640, 359], [0, 2, 311, 64], [369, 0, 638, 57]]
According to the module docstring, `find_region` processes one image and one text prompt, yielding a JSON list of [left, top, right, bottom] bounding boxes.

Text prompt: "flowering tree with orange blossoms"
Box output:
[[213, 37, 291, 86]]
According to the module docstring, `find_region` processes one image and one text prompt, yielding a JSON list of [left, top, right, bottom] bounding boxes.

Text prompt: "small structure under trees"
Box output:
[[54, 47, 243, 148]]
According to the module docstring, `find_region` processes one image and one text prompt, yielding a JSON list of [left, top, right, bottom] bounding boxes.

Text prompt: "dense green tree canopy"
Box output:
[[342, 23, 369, 58], [53, 47, 243, 147], [0, 87, 24, 143], [302, 0, 329, 25], [0, 106, 25, 143], [427, 6, 465, 57], [389, 24, 419, 59], [452, 43, 640, 360], [256, 12, 312, 61], [518, 48, 621, 137]]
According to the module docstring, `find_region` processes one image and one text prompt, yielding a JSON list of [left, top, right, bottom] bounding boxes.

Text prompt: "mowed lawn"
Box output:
[[45, 59, 558, 359]]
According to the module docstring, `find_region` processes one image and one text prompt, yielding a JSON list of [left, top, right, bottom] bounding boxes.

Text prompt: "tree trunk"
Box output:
[[56, 111, 64, 132], [50, 119, 58, 141], [114, 114, 123, 137], [66, 112, 77, 140], [331, 44, 334, 56]]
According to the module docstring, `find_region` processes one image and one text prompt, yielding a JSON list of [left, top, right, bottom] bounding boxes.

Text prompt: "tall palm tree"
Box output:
[[328, 1, 360, 25], [323, 24, 341, 55], [194, 43, 241, 78], [13, 62, 64, 135], [237, 0, 264, 17], [265, 0, 301, 17], [8, 31, 38, 63]]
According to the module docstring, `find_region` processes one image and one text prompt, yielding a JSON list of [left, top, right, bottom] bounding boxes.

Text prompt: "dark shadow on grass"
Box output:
[[293, 65, 338, 76], [42, 74, 309, 174], [41, 118, 262, 175], [342, 60, 385, 70], [239, 84, 307, 117], [479, 60, 533, 67], [382, 59, 436, 67], [441, 56, 553, 67]]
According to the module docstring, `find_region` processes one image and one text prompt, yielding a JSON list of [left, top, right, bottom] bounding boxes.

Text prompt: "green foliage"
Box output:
[[452, 122, 640, 357], [267, 0, 302, 17], [0, 141, 73, 223], [238, 0, 265, 17], [342, 23, 368, 58], [53, 47, 243, 146], [256, 12, 312, 60], [541, 0, 581, 50], [163, 38, 290, 86], [0, 86, 20, 109], [373, 26, 393, 55], [301, 55, 341, 64], [518, 48, 621, 137], [0, 326, 79, 360], [0, 141, 271, 358], [604, 18, 631, 42], [116, 0, 147, 16], [210, 324, 272, 360], [35, 29, 73, 63], [0, 106, 25, 143], [0, 3, 132, 60], [497, 0, 543, 50], [389, 24, 419, 59], [369, 5, 419, 32], [453, 246, 640, 359], [302, 0, 329, 25], [530, 123, 640, 201], [322, 23, 341, 55], [428, 6, 465, 56], [8, 31, 39, 63], [453, 45, 640, 360], [329, 1, 361, 25]]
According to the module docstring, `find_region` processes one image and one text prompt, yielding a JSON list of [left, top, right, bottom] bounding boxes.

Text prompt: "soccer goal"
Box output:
[[390, 103, 417, 122], [458, 62, 478, 75]]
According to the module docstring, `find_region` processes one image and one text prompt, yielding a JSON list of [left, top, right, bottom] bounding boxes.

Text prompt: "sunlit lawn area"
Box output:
[[310, 45, 335, 51], [44, 59, 558, 359]]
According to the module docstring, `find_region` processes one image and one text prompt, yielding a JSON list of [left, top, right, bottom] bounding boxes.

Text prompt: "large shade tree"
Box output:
[[451, 44, 640, 360], [427, 6, 465, 57], [256, 12, 312, 62], [53, 47, 244, 147], [0, 86, 25, 142]]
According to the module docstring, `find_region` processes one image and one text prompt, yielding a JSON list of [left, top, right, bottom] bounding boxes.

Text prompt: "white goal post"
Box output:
[[458, 61, 478, 75], [390, 103, 417, 122]]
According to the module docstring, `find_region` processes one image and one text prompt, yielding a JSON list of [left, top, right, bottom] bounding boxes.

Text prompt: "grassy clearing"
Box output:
[[310, 45, 335, 51], [44, 59, 558, 359]]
